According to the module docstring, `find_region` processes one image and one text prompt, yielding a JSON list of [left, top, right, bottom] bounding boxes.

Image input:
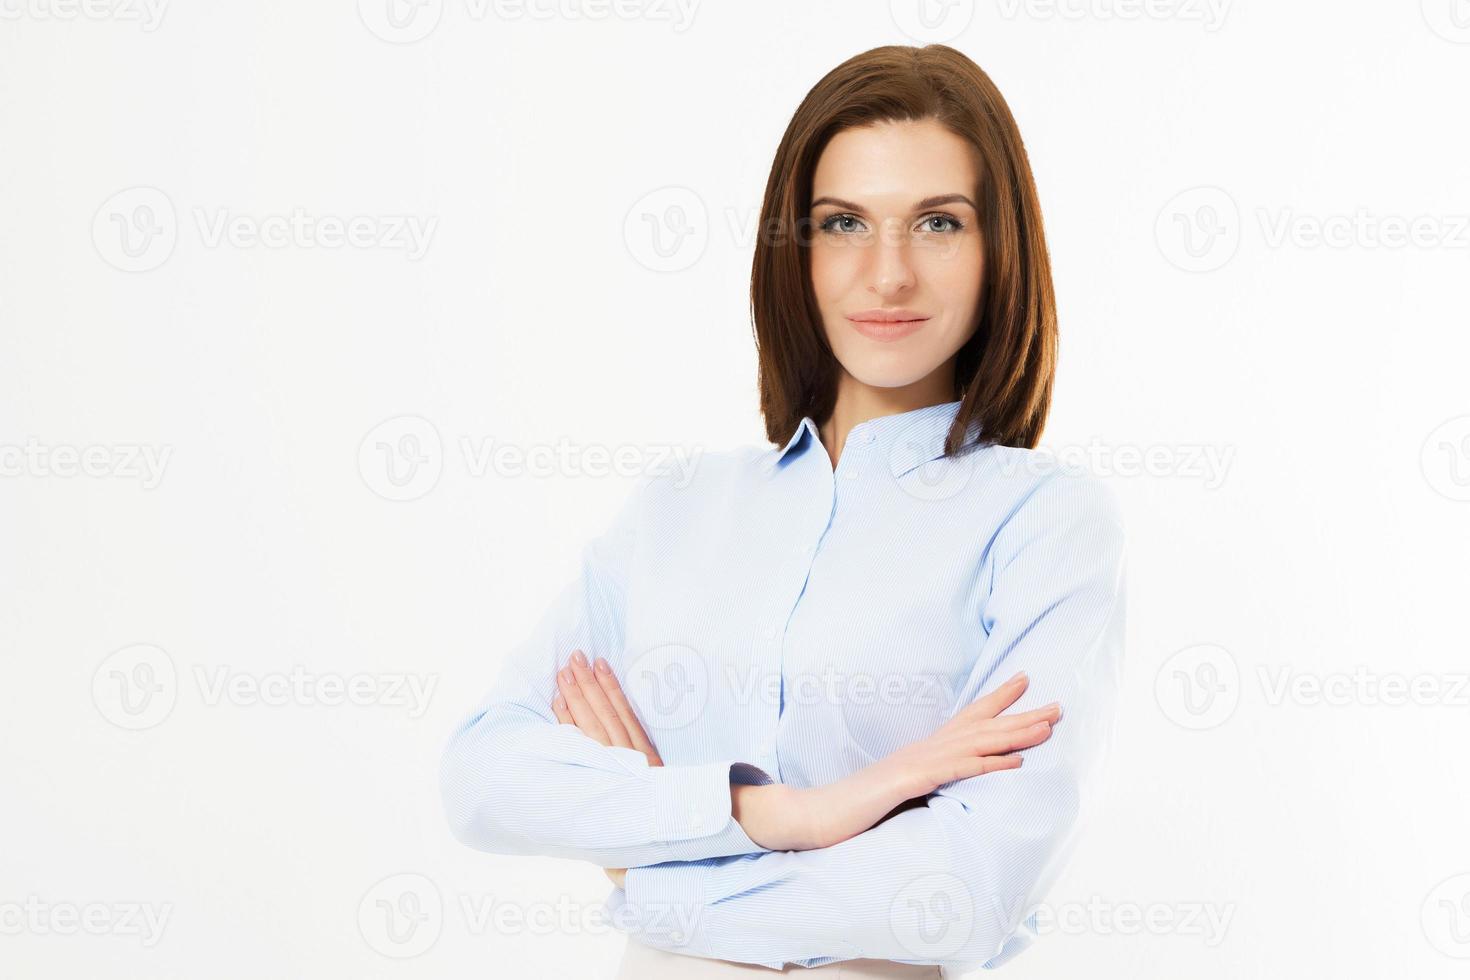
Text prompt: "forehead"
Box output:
[[811, 118, 981, 202]]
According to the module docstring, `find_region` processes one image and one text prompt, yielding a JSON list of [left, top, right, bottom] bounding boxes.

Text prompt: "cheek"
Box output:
[[916, 239, 984, 305], [808, 241, 857, 301]]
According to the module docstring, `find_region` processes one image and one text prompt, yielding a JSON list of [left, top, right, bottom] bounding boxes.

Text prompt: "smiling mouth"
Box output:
[[846, 315, 930, 342], [846, 309, 930, 323]]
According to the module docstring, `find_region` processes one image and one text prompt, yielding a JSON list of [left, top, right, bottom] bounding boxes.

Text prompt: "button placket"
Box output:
[[838, 429, 875, 482], [759, 525, 822, 773]]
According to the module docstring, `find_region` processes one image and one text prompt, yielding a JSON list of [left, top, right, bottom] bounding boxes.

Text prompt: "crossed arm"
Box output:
[[439, 470, 1126, 970], [546, 648, 1052, 889]]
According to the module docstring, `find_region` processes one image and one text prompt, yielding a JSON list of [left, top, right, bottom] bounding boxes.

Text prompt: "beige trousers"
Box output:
[[614, 938, 941, 978]]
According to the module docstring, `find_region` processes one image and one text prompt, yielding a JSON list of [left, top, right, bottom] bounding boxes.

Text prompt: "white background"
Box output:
[[2, 1, 1468, 977]]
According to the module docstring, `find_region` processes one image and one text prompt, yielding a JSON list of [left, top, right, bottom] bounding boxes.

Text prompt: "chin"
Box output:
[[839, 358, 944, 390]]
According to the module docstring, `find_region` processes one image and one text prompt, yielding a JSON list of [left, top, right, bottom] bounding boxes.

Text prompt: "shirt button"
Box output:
[[764, 626, 779, 640], [863, 431, 876, 444]]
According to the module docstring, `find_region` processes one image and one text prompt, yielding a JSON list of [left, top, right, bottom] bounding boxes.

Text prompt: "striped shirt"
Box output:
[[439, 398, 1127, 974]]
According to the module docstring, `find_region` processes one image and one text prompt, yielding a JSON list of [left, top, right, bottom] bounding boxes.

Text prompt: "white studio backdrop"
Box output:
[[2, 2, 1468, 978]]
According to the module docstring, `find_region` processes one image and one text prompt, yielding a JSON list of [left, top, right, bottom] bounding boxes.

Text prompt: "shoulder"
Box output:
[[636, 443, 763, 508], [987, 452, 1127, 562]]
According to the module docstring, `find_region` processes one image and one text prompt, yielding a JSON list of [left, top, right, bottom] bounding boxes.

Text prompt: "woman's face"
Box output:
[[807, 117, 985, 394]]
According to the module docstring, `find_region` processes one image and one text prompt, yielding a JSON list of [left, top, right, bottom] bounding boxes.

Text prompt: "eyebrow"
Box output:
[[809, 193, 978, 213]]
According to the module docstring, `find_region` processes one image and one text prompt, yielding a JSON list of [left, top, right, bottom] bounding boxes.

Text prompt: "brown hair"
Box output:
[[750, 44, 1057, 453]]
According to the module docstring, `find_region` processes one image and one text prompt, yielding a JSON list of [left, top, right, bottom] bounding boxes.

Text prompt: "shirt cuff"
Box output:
[[618, 857, 715, 951], [649, 760, 775, 855]]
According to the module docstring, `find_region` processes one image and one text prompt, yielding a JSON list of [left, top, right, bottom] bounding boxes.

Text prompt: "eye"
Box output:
[[920, 214, 965, 233], [818, 213, 866, 234]]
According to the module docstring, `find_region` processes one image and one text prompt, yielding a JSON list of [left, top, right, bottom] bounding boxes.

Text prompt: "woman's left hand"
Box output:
[[550, 649, 663, 766], [550, 649, 655, 890]]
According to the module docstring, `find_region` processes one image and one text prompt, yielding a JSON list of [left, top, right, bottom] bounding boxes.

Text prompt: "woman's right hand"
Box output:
[[801, 670, 1061, 849]]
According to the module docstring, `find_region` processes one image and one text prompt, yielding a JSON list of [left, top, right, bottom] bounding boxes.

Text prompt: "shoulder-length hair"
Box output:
[[751, 44, 1057, 453]]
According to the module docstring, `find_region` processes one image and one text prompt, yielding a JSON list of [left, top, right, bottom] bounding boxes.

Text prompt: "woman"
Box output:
[[440, 44, 1126, 978]]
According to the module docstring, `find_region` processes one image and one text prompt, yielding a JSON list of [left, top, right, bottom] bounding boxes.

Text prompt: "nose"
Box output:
[[867, 221, 916, 298]]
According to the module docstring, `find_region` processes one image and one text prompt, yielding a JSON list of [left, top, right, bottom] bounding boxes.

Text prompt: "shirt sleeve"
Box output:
[[439, 474, 777, 869], [602, 470, 1127, 970]]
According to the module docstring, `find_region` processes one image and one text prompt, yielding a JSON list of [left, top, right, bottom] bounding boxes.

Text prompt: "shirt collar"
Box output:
[[771, 399, 980, 478]]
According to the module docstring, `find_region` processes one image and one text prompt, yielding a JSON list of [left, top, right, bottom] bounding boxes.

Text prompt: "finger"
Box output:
[[974, 720, 1053, 756], [557, 664, 612, 745], [930, 751, 1024, 788], [987, 702, 1062, 729], [963, 671, 1030, 719], [592, 657, 663, 765], [551, 691, 573, 725], [568, 651, 635, 750], [954, 753, 1024, 780]]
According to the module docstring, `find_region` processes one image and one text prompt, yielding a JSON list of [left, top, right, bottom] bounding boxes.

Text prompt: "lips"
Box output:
[[846, 309, 930, 342], [847, 308, 929, 323]]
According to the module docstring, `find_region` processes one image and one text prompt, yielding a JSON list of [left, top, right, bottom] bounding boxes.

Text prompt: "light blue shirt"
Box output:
[[439, 398, 1127, 974]]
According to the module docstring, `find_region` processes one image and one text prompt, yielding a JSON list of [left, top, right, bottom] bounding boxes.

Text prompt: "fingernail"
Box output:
[[559, 667, 572, 683], [551, 693, 563, 708], [595, 657, 611, 674], [572, 650, 588, 668], [1010, 670, 1027, 683]]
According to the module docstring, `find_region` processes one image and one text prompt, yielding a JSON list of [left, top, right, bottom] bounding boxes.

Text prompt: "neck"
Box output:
[[818, 363, 957, 468]]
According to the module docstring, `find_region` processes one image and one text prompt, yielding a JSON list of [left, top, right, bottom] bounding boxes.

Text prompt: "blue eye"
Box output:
[[922, 214, 964, 233], [817, 213, 966, 235], [820, 214, 864, 234]]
